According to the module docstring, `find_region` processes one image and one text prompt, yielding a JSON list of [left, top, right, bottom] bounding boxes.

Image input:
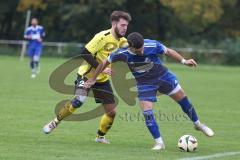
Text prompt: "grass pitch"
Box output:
[[0, 55, 240, 160]]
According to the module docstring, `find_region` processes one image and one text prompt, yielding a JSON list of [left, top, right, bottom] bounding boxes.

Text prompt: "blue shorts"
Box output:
[[28, 45, 42, 59], [137, 71, 181, 102]]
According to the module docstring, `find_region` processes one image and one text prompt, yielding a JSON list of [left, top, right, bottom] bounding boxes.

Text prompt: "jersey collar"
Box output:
[[127, 49, 137, 55]]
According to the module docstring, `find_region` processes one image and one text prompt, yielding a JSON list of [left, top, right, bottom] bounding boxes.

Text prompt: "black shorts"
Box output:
[[74, 75, 115, 104]]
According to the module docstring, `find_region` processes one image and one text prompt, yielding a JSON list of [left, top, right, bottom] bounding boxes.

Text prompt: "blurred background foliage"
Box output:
[[0, 0, 239, 64]]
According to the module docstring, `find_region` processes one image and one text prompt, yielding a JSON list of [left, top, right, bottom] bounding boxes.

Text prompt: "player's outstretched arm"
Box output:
[[92, 60, 110, 80], [165, 48, 197, 67], [80, 48, 99, 68], [83, 60, 110, 89], [24, 35, 32, 40]]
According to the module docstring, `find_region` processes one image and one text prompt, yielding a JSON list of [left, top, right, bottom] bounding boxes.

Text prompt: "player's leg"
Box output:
[[43, 75, 88, 134], [139, 101, 165, 150], [30, 57, 36, 78], [169, 88, 214, 137], [28, 46, 36, 78], [160, 71, 214, 137], [92, 81, 116, 144], [96, 103, 116, 144], [34, 46, 42, 74], [169, 87, 199, 123], [137, 84, 165, 150]]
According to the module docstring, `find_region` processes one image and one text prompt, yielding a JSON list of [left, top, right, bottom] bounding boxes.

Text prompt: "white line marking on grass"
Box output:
[[177, 151, 240, 160]]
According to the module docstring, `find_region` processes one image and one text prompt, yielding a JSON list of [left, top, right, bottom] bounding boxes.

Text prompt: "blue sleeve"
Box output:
[[156, 41, 167, 54], [24, 28, 31, 37], [107, 52, 127, 63]]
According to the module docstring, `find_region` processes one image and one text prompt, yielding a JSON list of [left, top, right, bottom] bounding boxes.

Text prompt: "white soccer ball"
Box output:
[[178, 135, 198, 152]]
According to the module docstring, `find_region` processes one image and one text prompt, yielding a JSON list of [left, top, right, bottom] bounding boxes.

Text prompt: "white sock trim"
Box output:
[[54, 117, 59, 123], [155, 137, 163, 144], [168, 84, 181, 95]]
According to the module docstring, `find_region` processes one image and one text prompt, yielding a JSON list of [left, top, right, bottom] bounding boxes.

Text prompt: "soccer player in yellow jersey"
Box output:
[[43, 11, 131, 144]]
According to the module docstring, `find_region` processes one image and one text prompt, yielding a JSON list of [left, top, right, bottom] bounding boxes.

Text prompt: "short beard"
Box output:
[[114, 27, 123, 38]]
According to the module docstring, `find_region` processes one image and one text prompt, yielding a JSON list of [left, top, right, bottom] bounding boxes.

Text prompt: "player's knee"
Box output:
[[71, 95, 87, 108], [106, 107, 116, 118], [103, 103, 117, 118], [33, 55, 40, 61], [107, 111, 116, 118]]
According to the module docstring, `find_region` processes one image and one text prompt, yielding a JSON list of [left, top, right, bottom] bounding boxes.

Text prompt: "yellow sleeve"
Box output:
[[85, 33, 106, 54], [119, 37, 128, 48]]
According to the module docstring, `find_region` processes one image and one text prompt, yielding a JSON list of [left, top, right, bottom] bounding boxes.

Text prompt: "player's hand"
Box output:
[[102, 68, 113, 75], [83, 78, 96, 89], [184, 59, 197, 67], [26, 35, 32, 40], [37, 38, 43, 42]]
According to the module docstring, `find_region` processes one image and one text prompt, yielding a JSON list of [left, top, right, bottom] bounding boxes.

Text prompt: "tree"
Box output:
[[0, 0, 23, 39], [17, 0, 47, 11], [160, 0, 223, 32]]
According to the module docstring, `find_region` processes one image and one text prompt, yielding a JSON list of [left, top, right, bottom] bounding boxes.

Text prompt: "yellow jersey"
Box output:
[[78, 29, 128, 82]]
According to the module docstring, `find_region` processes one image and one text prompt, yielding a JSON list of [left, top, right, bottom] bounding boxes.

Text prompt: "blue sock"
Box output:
[[143, 110, 160, 139], [34, 61, 39, 68], [30, 61, 34, 70], [178, 96, 199, 122]]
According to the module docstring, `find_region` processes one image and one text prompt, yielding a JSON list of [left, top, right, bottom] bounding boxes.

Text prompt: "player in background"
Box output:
[[84, 32, 214, 150], [24, 18, 45, 78], [43, 11, 131, 144]]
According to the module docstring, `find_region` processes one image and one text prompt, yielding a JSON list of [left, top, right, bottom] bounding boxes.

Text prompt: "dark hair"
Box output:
[[31, 17, 38, 20], [127, 32, 144, 49], [110, 11, 131, 22]]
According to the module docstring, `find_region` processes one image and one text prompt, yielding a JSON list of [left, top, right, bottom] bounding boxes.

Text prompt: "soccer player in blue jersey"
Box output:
[[24, 18, 45, 78], [84, 32, 214, 150]]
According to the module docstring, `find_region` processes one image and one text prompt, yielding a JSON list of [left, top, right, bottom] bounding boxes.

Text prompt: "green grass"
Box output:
[[0, 55, 240, 160]]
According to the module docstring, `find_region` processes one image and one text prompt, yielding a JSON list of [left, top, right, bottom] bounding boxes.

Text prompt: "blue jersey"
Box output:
[[24, 25, 45, 47], [108, 39, 168, 83]]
